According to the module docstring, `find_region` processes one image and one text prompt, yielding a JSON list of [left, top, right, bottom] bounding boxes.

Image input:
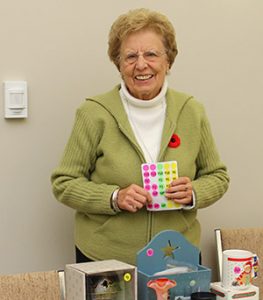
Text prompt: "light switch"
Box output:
[[4, 81, 28, 118]]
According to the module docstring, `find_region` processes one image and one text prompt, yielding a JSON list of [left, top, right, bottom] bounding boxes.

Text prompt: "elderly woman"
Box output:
[[51, 8, 229, 265]]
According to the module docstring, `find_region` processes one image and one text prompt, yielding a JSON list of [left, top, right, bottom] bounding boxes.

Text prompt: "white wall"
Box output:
[[1, 0, 262, 280]]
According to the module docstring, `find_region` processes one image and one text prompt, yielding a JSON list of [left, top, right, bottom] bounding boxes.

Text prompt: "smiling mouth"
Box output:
[[135, 74, 153, 81]]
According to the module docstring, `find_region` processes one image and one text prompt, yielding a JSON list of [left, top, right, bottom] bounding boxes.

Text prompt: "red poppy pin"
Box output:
[[168, 134, 181, 148]]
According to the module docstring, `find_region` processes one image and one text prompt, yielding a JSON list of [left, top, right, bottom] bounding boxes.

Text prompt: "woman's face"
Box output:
[[119, 29, 170, 100]]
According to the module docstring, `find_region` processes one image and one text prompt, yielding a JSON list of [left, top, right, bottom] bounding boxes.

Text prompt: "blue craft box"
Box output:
[[137, 230, 211, 299]]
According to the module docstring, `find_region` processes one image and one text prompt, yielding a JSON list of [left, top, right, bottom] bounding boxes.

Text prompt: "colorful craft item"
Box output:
[[141, 161, 182, 211], [147, 277, 176, 300]]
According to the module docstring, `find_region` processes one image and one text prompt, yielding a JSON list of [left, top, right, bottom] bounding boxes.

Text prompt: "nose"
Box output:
[[135, 54, 148, 69]]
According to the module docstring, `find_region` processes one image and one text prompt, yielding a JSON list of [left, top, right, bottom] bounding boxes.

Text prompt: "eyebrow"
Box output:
[[123, 49, 164, 54]]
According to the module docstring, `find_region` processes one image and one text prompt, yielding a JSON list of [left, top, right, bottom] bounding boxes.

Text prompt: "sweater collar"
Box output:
[[86, 84, 193, 160], [120, 80, 168, 108], [86, 84, 191, 120]]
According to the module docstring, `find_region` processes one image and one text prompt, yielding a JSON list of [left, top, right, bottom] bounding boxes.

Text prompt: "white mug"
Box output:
[[222, 249, 259, 290]]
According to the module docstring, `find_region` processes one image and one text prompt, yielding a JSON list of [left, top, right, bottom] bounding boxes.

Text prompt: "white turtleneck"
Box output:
[[120, 80, 168, 162]]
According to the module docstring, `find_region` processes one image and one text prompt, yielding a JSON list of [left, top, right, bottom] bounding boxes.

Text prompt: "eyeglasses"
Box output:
[[121, 50, 166, 65]]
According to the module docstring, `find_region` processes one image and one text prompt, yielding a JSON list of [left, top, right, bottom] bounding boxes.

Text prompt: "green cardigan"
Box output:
[[51, 85, 229, 265]]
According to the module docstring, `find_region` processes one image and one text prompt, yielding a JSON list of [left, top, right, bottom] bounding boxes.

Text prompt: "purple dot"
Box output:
[[150, 164, 156, 170], [143, 165, 149, 171], [151, 171, 157, 177], [148, 203, 153, 208], [144, 178, 150, 184], [144, 172, 149, 177], [154, 203, 160, 209], [152, 191, 158, 196], [145, 185, 151, 190], [152, 184, 158, 190]]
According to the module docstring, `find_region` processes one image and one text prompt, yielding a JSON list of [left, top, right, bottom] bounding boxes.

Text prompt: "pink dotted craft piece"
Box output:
[[141, 161, 183, 211]]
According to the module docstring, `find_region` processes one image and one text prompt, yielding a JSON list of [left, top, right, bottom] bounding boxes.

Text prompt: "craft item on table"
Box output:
[[141, 161, 184, 211], [137, 230, 211, 299], [221, 249, 258, 290], [210, 248, 259, 299], [65, 260, 136, 300], [210, 281, 259, 300], [147, 277, 177, 300]]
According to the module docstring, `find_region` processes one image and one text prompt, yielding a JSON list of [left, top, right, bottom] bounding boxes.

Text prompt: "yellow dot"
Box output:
[[167, 200, 174, 208], [171, 162, 177, 169], [164, 163, 170, 170], [124, 273, 131, 282]]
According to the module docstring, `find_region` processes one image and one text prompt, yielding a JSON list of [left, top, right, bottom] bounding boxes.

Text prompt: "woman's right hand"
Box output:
[[117, 184, 152, 213]]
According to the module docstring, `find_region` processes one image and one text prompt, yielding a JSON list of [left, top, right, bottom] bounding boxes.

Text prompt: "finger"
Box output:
[[134, 185, 153, 203], [166, 191, 188, 199], [125, 184, 152, 200], [118, 184, 153, 212], [166, 184, 192, 194], [124, 192, 151, 207], [119, 200, 138, 212], [166, 186, 192, 199], [130, 204, 138, 212], [121, 196, 144, 211], [133, 193, 152, 205], [170, 176, 191, 187], [173, 196, 193, 205], [127, 202, 141, 213]]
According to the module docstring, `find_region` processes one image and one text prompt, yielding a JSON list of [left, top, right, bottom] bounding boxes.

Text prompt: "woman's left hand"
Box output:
[[165, 176, 193, 205]]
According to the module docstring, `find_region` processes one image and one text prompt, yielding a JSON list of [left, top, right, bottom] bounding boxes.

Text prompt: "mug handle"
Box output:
[[252, 254, 259, 279]]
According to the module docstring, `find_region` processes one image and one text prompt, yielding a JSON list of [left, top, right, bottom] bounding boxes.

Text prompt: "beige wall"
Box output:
[[1, 0, 262, 279]]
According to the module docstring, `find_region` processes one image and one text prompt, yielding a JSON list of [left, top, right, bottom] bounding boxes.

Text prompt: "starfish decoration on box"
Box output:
[[161, 240, 180, 259]]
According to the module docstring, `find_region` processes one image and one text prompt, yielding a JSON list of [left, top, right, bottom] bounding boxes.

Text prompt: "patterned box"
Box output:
[[65, 260, 136, 300]]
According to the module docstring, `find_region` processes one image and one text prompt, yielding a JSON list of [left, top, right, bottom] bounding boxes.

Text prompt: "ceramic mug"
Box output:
[[222, 249, 259, 290]]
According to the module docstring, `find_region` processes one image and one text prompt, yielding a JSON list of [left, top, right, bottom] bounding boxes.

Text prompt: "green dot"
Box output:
[[190, 280, 196, 287], [161, 203, 166, 208]]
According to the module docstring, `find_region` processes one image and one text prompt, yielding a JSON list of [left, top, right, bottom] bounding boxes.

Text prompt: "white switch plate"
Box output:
[[4, 81, 28, 118]]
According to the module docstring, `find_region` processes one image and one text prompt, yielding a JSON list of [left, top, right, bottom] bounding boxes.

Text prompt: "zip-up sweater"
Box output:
[[51, 85, 230, 265]]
